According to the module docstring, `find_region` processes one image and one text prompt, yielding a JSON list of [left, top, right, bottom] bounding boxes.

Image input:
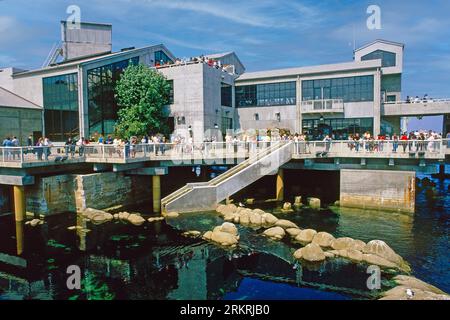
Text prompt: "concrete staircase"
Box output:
[[161, 141, 293, 213]]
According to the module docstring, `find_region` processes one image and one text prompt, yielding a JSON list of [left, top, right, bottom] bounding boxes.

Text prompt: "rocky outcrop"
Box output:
[[307, 197, 321, 209], [294, 243, 326, 262], [182, 230, 202, 238], [331, 237, 365, 251], [295, 229, 317, 243], [148, 217, 165, 222], [281, 202, 294, 213], [275, 219, 299, 230], [363, 240, 410, 272], [203, 222, 239, 247], [380, 276, 450, 300], [127, 213, 145, 226], [286, 228, 301, 238], [81, 208, 113, 224], [263, 227, 286, 241], [163, 211, 180, 218], [311, 232, 335, 248]]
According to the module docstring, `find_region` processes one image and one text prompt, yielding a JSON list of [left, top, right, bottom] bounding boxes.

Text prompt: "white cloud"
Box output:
[[129, 0, 321, 29]]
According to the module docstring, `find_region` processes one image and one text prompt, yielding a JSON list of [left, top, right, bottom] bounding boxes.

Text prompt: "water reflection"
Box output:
[[0, 173, 448, 299]]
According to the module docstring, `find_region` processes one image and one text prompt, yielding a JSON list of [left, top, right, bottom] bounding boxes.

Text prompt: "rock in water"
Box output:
[[275, 219, 299, 229], [261, 212, 278, 227], [307, 197, 321, 209], [286, 228, 302, 238], [219, 222, 238, 236], [363, 240, 405, 267], [148, 217, 164, 222], [263, 227, 286, 240], [164, 212, 179, 218], [331, 237, 355, 250], [282, 202, 292, 211], [118, 211, 130, 220], [312, 232, 335, 248], [202, 231, 213, 241], [249, 211, 262, 226], [362, 253, 397, 269], [29, 219, 41, 227], [211, 231, 238, 246], [294, 243, 326, 262], [127, 214, 145, 226], [295, 229, 317, 243]]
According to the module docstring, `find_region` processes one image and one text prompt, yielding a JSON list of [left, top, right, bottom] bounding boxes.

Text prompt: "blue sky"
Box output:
[[1, 0, 449, 131]]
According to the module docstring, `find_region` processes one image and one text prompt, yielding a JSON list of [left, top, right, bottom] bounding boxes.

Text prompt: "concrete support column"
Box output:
[[373, 69, 382, 136], [13, 185, 26, 222], [340, 169, 415, 213], [276, 168, 284, 202], [152, 175, 161, 214], [15, 222, 24, 255]]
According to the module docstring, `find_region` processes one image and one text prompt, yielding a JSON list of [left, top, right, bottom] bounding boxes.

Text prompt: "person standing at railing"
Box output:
[[65, 137, 76, 158], [400, 133, 408, 153], [77, 137, 85, 157], [43, 137, 53, 161], [447, 132, 450, 148], [11, 136, 19, 160], [392, 133, 399, 153], [408, 132, 416, 152], [35, 137, 44, 160], [323, 135, 332, 152], [2, 137, 13, 160]]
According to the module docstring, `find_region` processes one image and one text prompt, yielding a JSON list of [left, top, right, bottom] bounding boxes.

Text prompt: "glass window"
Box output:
[[43, 73, 79, 141], [302, 75, 374, 103], [87, 57, 139, 137], [235, 81, 296, 107], [361, 50, 396, 67], [302, 117, 373, 140], [221, 85, 232, 107], [155, 50, 173, 66]]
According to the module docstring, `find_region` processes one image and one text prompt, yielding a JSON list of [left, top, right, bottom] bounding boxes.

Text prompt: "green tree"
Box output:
[[114, 64, 170, 138]]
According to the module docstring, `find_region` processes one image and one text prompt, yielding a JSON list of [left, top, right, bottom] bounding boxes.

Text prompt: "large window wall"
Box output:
[[302, 118, 373, 140], [43, 73, 79, 141], [87, 57, 139, 137], [361, 50, 396, 67], [302, 75, 374, 103], [155, 50, 173, 66], [235, 81, 296, 107]]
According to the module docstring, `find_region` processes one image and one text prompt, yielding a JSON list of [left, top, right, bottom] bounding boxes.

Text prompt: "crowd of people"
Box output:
[[156, 54, 232, 73], [2, 128, 449, 162]]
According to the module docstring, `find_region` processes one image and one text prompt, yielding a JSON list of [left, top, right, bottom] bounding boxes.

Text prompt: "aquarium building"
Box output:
[[1, 21, 445, 143]]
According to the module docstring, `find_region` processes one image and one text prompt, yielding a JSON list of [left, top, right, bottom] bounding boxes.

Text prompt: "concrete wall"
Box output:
[[340, 169, 415, 213], [237, 105, 297, 132], [0, 106, 43, 144], [25, 172, 152, 215]]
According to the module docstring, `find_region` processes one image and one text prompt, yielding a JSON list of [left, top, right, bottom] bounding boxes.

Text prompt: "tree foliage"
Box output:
[[114, 64, 170, 138]]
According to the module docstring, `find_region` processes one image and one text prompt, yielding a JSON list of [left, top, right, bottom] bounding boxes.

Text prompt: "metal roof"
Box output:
[[355, 39, 405, 52], [236, 60, 382, 82], [12, 44, 176, 77]]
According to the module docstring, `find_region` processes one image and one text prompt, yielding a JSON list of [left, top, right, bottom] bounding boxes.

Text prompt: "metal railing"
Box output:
[[292, 139, 449, 158], [301, 99, 344, 113], [1, 139, 448, 166], [0, 145, 85, 164], [384, 98, 450, 105]]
